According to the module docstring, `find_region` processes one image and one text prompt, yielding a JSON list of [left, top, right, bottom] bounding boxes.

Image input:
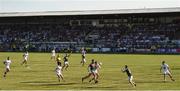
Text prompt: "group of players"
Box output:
[[52, 48, 102, 83], [3, 51, 29, 77], [2, 48, 176, 87]]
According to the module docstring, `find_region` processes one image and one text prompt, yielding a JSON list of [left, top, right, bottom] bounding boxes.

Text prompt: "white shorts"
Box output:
[[6, 66, 10, 71], [24, 57, 28, 61], [95, 70, 98, 74], [64, 61, 69, 65], [163, 70, 170, 75], [128, 76, 133, 81], [52, 54, 55, 57], [82, 59, 86, 63], [89, 70, 96, 74], [56, 71, 62, 76]]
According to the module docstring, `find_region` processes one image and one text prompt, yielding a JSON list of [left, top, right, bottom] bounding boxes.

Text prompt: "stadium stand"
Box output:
[[0, 8, 180, 53]]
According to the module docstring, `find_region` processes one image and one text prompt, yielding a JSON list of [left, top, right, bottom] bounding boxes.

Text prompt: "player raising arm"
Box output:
[[62, 51, 72, 71], [160, 61, 175, 82], [122, 65, 136, 87], [3, 57, 12, 78], [56, 54, 62, 62]]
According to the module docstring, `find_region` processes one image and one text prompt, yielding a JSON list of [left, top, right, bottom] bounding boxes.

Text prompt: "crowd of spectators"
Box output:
[[0, 19, 180, 53]]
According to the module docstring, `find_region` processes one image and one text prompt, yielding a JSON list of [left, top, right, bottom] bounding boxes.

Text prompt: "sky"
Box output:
[[0, 0, 180, 12]]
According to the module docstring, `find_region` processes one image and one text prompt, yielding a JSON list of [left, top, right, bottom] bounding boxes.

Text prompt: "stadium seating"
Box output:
[[0, 19, 180, 53]]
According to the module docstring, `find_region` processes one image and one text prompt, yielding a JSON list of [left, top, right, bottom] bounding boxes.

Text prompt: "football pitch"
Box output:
[[0, 52, 180, 90]]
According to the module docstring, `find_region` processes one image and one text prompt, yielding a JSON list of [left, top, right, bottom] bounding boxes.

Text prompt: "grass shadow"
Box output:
[[20, 81, 55, 83], [81, 86, 114, 89], [21, 81, 78, 86], [41, 82, 77, 86], [136, 80, 168, 83]]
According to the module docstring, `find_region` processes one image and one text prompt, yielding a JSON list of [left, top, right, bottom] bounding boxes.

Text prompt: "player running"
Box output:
[[122, 65, 136, 87], [89, 61, 101, 83], [62, 51, 72, 71], [51, 49, 56, 60], [3, 57, 12, 78], [21, 51, 29, 66], [80, 48, 86, 66], [82, 59, 98, 83], [55, 61, 64, 82], [160, 61, 175, 82]]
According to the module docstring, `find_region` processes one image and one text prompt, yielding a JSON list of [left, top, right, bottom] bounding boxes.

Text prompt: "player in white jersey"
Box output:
[[21, 51, 29, 66], [3, 57, 12, 78], [55, 61, 64, 82], [51, 49, 56, 60], [160, 61, 175, 82], [80, 48, 86, 66]]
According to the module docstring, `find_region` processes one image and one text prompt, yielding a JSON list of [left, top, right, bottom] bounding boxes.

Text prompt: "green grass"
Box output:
[[0, 52, 180, 90]]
